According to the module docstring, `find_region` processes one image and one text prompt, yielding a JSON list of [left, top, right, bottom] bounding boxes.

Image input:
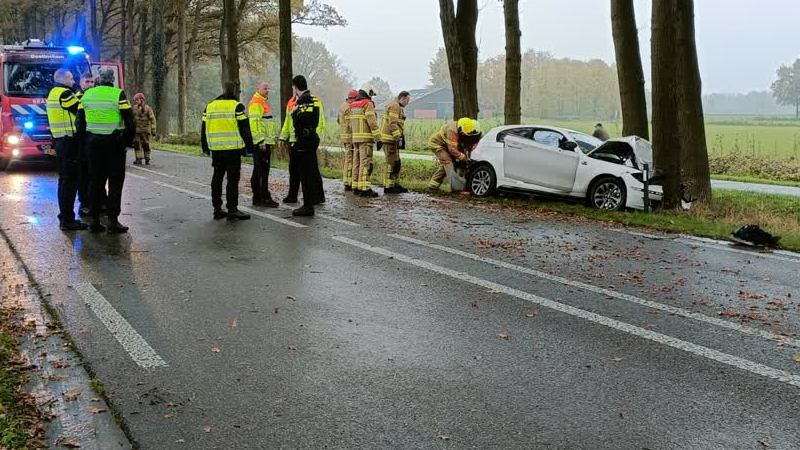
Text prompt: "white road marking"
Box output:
[[333, 235, 800, 389], [127, 172, 307, 228], [390, 233, 800, 348], [608, 228, 800, 264], [130, 164, 360, 227], [74, 282, 167, 369]]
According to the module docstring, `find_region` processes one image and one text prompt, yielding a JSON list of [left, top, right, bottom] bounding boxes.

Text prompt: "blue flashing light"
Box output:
[[67, 46, 85, 55], [23, 121, 34, 130]]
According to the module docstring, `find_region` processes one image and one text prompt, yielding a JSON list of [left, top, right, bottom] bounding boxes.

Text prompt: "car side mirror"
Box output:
[[561, 141, 578, 151]]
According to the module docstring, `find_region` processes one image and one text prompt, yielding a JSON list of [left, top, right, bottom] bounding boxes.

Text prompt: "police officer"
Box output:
[[46, 68, 87, 231], [200, 82, 253, 221], [75, 69, 135, 234], [75, 72, 96, 217], [285, 75, 324, 217]]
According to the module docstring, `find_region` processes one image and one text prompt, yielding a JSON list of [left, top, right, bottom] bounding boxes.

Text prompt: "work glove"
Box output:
[[457, 152, 468, 162], [376, 141, 383, 151]]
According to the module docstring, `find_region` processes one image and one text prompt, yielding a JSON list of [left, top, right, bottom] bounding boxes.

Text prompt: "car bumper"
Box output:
[[0, 141, 57, 162], [624, 173, 663, 211]]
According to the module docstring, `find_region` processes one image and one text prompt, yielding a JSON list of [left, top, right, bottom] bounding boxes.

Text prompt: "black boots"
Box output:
[[384, 185, 409, 194], [292, 206, 314, 217], [359, 189, 379, 198], [213, 208, 227, 220], [227, 210, 251, 221], [107, 218, 129, 234], [60, 220, 89, 231]]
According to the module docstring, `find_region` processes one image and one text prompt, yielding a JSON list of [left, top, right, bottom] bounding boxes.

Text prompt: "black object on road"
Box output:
[[731, 224, 781, 248]]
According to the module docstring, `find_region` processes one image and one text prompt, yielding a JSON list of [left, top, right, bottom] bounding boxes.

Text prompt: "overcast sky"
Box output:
[[296, 0, 800, 94]]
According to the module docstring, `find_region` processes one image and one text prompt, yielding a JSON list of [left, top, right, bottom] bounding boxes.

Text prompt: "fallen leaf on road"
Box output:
[[645, 308, 660, 314], [203, 426, 211, 433], [288, 345, 297, 351], [164, 414, 174, 419], [78, 327, 90, 334], [698, 300, 714, 307], [758, 440, 770, 448], [273, 308, 280, 314], [470, 301, 478, 308], [524, 310, 539, 318], [55, 437, 81, 448], [91, 398, 100, 402], [61, 389, 81, 401], [230, 318, 237, 328], [211, 347, 221, 353], [610, 357, 623, 362], [175, 439, 186, 443], [89, 407, 106, 414], [793, 355, 800, 363], [497, 332, 509, 339]]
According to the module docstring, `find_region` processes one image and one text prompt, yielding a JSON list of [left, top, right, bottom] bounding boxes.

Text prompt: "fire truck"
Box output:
[[0, 39, 123, 170]]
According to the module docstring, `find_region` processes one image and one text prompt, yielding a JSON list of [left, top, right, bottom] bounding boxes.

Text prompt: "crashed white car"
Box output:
[[467, 125, 663, 211]]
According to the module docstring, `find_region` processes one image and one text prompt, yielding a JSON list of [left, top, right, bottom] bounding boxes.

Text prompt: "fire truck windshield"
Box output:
[[3, 62, 90, 97]]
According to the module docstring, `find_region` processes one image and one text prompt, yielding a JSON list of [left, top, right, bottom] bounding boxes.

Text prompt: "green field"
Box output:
[[320, 117, 800, 159]]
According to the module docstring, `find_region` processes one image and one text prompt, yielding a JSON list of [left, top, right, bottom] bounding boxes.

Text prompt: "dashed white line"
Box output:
[[333, 235, 800, 389], [390, 233, 800, 348], [74, 282, 167, 369]]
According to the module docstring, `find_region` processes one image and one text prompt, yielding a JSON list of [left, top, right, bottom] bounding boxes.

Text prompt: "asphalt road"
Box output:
[[1, 149, 799, 450]]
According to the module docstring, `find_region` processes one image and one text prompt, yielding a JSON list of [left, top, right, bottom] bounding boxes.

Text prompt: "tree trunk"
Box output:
[[151, 1, 169, 136], [177, 2, 187, 135], [611, 0, 649, 140], [219, 0, 240, 98], [120, 0, 128, 70], [185, 0, 204, 103], [651, 0, 681, 209], [279, 0, 293, 124], [439, 0, 479, 119], [134, 3, 148, 94], [675, 0, 711, 204], [503, 0, 521, 125], [89, 0, 101, 60]]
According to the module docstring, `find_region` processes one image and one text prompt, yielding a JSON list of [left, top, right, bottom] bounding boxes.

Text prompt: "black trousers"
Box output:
[[287, 143, 324, 203], [211, 150, 242, 211], [250, 144, 272, 202], [77, 142, 91, 209], [54, 136, 79, 223], [87, 133, 126, 221]]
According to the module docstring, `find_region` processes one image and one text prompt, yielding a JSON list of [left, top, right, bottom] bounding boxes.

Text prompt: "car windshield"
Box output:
[[3, 62, 90, 97], [568, 132, 604, 154]]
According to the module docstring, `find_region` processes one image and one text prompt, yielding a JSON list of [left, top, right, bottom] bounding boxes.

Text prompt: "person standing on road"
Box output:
[[200, 82, 253, 221], [132, 93, 156, 165], [248, 81, 279, 208], [75, 72, 97, 218], [593, 123, 610, 141], [427, 117, 481, 191], [338, 89, 357, 191], [46, 69, 87, 231], [349, 84, 381, 198], [75, 69, 135, 234], [284, 75, 325, 217], [379, 91, 411, 194]]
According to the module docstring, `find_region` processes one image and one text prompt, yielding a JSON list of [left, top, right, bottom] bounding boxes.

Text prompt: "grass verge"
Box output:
[[0, 315, 42, 448], [154, 144, 800, 252]]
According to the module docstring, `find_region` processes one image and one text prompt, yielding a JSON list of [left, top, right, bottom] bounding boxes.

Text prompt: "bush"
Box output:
[[709, 152, 800, 182], [160, 132, 201, 146]]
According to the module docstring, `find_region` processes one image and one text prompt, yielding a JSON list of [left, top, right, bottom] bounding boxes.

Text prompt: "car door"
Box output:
[[503, 128, 580, 192]]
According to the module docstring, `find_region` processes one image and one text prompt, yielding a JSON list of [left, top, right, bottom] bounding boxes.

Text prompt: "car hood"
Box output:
[[588, 136, 655, 172]]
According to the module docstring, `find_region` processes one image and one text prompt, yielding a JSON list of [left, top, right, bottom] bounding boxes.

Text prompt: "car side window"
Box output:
[[532, 130, 566, 148], [496, 128, 533, 143]]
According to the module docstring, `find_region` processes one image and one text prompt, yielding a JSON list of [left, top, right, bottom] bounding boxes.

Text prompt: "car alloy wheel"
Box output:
[[592, 181, 624, 210], [470, 167, 494, 197]]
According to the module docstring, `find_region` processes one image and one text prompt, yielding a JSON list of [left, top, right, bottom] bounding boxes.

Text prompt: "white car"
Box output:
[[466, 125, 663, 211]]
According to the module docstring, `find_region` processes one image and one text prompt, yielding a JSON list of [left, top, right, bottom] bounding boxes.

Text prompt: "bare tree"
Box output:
[[651, 0, 681, 209], [279, 0, 292, 124], [611, 0, 648, 139], [438, 0, 479, 119], [503, 0, 521, 124], [177, 0, 187, 134], [675, 0, 711, 204]]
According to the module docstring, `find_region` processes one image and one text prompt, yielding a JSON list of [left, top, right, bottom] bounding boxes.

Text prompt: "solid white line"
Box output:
[[390, 234, 800, 348], [130, 165, 207, 187], [277, 205, 360, 227], [74, 282, 167, 369], [128, 172, 307, 228], [332, 235, 800, 389]]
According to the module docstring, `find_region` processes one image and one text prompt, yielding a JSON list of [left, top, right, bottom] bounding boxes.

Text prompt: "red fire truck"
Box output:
[[0, 39, 123, 170]]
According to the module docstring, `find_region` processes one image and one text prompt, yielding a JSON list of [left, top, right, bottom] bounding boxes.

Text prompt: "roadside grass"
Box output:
[[0, 316, 39, 449], [155, 144, 800, 252]]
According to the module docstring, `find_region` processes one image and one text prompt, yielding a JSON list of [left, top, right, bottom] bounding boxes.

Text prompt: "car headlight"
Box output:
[[6, 135, 21, 145]]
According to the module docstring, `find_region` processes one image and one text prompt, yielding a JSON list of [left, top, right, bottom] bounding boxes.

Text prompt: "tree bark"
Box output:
[[503, 0, 521, 124], [651, 0, 681, 209], [220, 0, 240, 98], [611, 0, 649, 140], [134, 3, 148, 94], [675, 0, 711, 204], [279, 0, 293, 124], [185, 0, 204, 95], [151, 1, 169, 136], [439, 0, 479, 119], [177, 2, 187, 135], [89, 0, 101, 60]]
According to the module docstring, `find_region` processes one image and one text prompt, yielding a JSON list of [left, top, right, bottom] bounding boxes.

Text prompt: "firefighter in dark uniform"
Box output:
[[75, 69, 135, 234], [46, 68, 87, 230], [285, 75, 324, 217]]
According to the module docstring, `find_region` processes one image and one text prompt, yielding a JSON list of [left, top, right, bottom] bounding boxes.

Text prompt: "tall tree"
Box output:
[[771, 59, 800, 119], [503, 0, 521, 124], [675, 0, 711, 204], [428, 48, 451, 88], [611, 0, 648, 139], [438, 0, 479, 118], [220, 0, 241, 98], [176, 0, 188, 134], [151, 0, 168, 136], [279, 0, 293, 124], [651, 0, 681, 209]]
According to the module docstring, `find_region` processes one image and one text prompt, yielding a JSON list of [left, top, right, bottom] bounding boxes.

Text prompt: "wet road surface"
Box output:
[[1, 150, 799, 450]]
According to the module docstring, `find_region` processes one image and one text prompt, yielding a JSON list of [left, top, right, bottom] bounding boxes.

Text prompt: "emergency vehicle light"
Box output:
[[23, 121, 34, 130], [67, 46, 85, 55]]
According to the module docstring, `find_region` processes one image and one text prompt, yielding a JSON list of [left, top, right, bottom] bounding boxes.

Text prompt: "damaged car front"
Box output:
[[587, 136, 663, 210]]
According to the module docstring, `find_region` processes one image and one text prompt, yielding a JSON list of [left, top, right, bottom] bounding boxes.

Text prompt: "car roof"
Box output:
[[486, 124, 575, 136]]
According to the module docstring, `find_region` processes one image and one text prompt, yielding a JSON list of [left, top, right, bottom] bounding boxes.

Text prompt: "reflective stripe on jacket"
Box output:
[[46, 86, 78, 138], [349, 98, 380, 143], [248, 92, 277, 145], [203, 99, 246, 151]]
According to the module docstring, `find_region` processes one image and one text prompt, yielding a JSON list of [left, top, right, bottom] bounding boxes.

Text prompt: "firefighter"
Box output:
[[75, 72, 97, 217], [379, 90, 411, 194], [349, 84, 381, 197], [279, 78, 325, 206], [75, 69, 135, 234], [427, 117, 481, 191], [338, 89, 357, 191], [248, 81, 279, 207], [593, 123, 610, 141], [282, 75, 324, 217], [200, 82, 253, 221], [132, 93, 156, 165], [46, 68, 87, 231]]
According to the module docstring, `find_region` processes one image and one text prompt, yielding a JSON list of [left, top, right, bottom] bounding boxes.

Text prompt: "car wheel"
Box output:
[[469, 164, 496, 197], [589, 177, 626, 211]]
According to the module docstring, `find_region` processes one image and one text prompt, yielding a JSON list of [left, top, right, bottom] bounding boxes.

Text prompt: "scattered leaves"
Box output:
[[88, 407, 106, 414], [61, 389, 81, 401], [497, 332, 509, 339], [203, 426, 211, 433], [645, 308, 660, 315], [211, 347, 221, 353]]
